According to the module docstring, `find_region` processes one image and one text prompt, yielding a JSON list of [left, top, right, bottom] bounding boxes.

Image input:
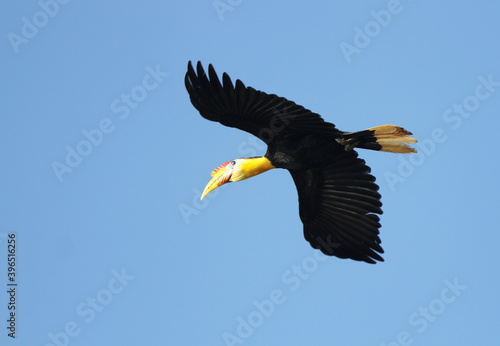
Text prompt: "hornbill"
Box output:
[[185, 61, 417, 264]]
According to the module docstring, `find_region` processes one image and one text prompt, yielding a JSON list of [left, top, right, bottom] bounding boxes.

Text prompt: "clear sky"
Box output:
[[2, 1, 499, 345]]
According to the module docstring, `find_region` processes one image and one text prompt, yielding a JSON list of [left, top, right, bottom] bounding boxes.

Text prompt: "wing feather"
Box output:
[[289, 150, 385, 264], [185, 61, 339, 142], [187, 61, 387, 263]]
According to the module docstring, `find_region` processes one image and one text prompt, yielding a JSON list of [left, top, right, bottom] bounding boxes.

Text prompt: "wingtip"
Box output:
[[222, 72, 234, 91], [186, 60, 195, 78], [208, 63, 216, 77], [196, 61, 205, 77]]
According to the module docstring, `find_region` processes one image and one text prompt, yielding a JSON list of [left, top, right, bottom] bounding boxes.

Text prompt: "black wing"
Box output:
[[185, 61, 338, 144], [289, 149, 384, 264]]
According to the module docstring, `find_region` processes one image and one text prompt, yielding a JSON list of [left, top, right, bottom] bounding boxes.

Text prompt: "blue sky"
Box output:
[[2, 1, 499, 345]]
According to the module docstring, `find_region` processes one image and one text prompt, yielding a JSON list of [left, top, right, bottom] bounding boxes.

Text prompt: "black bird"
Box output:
[[185, 61, 416, 264]]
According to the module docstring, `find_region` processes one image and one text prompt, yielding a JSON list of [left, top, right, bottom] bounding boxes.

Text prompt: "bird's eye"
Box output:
[[230, 160, 236, 166]]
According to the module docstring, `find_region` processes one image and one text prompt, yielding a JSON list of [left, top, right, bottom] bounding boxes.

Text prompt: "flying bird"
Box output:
[[185, 61, 416, 264]]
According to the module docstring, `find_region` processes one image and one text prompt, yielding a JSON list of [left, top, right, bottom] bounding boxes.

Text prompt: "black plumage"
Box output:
[[185, 61, 415, 264]]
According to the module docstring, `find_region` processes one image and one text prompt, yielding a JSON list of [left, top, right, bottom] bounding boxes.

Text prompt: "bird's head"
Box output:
[[200, 156, 275, 200]]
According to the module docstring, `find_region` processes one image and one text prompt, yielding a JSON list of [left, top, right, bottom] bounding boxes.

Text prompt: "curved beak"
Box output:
[[200, 162, 233, 200]]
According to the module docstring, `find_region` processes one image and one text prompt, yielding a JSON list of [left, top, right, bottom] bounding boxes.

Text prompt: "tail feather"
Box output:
[[340, 125, 417, 154]]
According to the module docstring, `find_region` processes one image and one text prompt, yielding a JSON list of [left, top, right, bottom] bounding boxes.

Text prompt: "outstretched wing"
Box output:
[[185, 61, 339, 144], [289, 150, 384, 264]]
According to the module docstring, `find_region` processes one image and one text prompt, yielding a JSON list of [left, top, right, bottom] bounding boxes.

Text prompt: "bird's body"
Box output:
[[185, 61, 417, 264], [268, 132, 340, 169]]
